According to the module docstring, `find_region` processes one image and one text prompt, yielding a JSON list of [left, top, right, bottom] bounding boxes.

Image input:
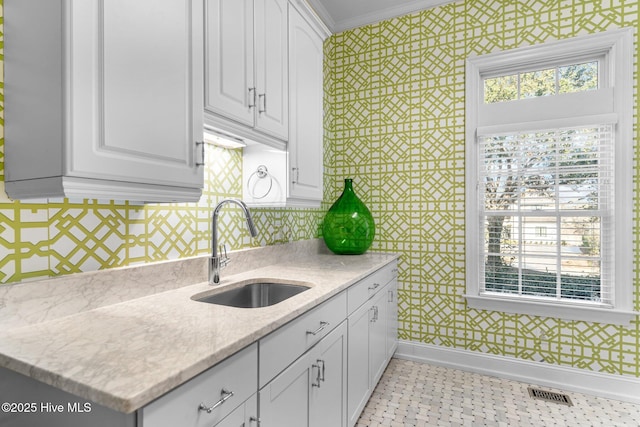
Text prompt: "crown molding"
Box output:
[[306, 0, 461, 33]]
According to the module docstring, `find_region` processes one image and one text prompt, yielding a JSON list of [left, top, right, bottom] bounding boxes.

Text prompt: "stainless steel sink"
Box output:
[[195, 282, 310, 308]]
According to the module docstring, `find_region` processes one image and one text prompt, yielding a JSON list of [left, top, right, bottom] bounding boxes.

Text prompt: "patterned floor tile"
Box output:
[[356, 358, 640, 426]]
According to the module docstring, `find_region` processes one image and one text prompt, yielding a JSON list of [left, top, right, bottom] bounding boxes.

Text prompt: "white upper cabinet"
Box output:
[[241, 3, 327, 208], [4, 0, 204, 202], [287, 4, 324, 203], [254, 0, 289, 138], [205, 0, 289, 143], [205, 0, 255, 128]]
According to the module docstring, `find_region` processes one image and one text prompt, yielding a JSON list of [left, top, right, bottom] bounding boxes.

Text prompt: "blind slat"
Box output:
[[478, 124, 613, 305]]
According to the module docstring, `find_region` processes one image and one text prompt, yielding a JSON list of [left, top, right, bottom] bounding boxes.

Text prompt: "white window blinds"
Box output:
[[478, 124, 614, 306]]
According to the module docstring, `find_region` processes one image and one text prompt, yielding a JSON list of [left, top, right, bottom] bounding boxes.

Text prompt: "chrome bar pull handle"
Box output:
[[195, 141, 205, 166], [248, 87, 256, 108], [370, 306, 379, 322], [312, 363, 322, 388], [258, 94, 266, 114], [306, 321, 329, 336], [249, 416, 260, 426], [198, 388, 234, 413], [291, 167, 299, 184], [368, 282, 380, 291], [317, 359, 325, 382]]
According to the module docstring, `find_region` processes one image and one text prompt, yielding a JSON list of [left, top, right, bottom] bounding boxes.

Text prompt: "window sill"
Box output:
[[464, 294, 638, 325]]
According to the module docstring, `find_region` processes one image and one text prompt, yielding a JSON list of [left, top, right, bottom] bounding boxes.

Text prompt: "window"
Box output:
[[484, 60, 599, 103], [465, 29, 636, 324]]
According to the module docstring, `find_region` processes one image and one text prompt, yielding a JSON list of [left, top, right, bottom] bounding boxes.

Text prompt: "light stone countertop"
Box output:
[[0, 240, 398, 413]]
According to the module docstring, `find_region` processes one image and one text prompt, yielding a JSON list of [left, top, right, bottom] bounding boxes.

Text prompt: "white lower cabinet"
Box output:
[[259, 321, 348, 427], [141, 264, 396, 427], [387, 281, 399, 359], [0, 263, 397, 427], [347, 263, 398, 427], [346, 299, 373, 426], [141, 344, 258, 427], [370, 287, 389, 385]]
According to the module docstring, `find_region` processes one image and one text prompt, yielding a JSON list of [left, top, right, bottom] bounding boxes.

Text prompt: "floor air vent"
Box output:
[[527, 387, 573, 406]]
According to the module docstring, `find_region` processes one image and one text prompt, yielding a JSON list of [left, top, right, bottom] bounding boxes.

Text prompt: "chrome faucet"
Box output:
[[210, 198, 258, 284]]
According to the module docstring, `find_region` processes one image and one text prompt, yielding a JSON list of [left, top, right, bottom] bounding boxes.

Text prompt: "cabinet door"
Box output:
[[214, 394, 257, 427], [205, 0, 254, 126], [310, 322, 347, 427], [386, 278, 399, 358], [347, 301, 373, 427], [288, 5, 324, 202], [260, 321, 348, 427], [69, 0, 204, 189], [254, 0, 288, 139], [142, 344, 257, 427], [259, 352, 311, 427], [370, 289, 388, 386]]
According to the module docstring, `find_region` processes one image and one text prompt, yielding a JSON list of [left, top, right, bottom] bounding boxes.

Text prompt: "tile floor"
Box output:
[[356, 358, 640, 426]]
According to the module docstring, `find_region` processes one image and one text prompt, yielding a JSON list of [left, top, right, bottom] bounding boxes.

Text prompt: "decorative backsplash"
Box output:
[[324, 0, 640, 378]]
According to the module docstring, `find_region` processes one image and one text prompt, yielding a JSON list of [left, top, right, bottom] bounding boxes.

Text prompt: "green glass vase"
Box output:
[[322, 179, 375, 255]]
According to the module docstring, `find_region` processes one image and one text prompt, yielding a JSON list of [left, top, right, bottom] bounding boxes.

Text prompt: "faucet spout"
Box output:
[[210, 198, 258, 285]]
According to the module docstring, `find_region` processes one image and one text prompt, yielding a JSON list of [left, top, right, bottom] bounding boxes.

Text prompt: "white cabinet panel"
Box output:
[[370, 287, 389, 385], [142, 344, 257, 427], [5, 0, 204, 202], [240, 2, 326, 207], [259, 350, 312, 427], [347, 301, 373, 427], [260, 321, 348, 427], [287, 4, 324, 202], [346, 261, 398, 427], [310, 321, 348, 427], [205, 0, 254, 126], [259, 291, 347, 387], [205, 0, 288, 141], [387, 278, 399, 358], [214, 394, 257, 427], [254, 0, 289, 138]]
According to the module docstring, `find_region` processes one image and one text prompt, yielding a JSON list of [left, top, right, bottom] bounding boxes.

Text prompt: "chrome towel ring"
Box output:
[[247, 165, 273, 199]]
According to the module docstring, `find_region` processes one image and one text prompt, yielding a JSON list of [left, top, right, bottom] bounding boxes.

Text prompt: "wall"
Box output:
[[324, 0, 639, 377], [1, 0, 638, 380], [0, 2, 323, 285]]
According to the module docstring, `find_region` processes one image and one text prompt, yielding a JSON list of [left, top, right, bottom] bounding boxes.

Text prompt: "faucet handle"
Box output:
[[219, 244, 230, 269]]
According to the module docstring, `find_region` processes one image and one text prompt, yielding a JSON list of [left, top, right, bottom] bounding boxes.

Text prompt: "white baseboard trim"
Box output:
[[395, 340, 640, 404]]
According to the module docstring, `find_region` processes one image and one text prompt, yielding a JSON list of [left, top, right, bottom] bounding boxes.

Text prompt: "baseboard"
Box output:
[[395, 340, 640, 404]]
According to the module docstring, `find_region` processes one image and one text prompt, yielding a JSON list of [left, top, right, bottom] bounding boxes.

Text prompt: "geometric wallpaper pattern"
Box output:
[[324, 0, 639, 378], [0, 0, 638, 379]]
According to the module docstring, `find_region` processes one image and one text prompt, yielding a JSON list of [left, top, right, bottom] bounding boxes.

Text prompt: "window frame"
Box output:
[[464, 28, 636, 325]]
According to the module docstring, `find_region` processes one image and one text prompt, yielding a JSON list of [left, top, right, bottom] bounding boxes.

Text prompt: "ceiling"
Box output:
[[306, 0, 460, 33]]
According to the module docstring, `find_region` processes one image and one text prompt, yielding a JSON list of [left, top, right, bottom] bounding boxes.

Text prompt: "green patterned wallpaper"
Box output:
[[324, 0, 639, 377], [0, 0, 638, 379], [0, 2, 323, 284]]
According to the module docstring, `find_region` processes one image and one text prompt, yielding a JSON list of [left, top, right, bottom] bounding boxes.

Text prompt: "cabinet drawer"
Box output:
[[259, 292, 347, 387], [347, 262, 397, 314], [142, 343, 257, 427]]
